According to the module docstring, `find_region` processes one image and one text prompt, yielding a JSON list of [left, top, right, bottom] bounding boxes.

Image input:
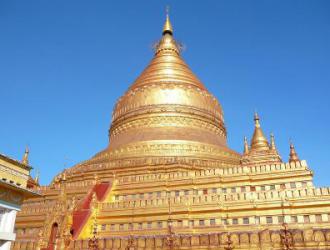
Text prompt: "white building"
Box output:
[[0, 150, 40, 250]]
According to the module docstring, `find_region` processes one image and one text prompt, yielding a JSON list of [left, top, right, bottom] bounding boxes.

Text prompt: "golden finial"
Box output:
[[34, 169, 40, 184], [289, 140, 300, 163], [243, 136, 249, 155], [22, 146, 29, 165], [254, 112, 260, 128], [163, 6, 173, 35], [270, 133, 277, 150], [250, 112, 269, 151]]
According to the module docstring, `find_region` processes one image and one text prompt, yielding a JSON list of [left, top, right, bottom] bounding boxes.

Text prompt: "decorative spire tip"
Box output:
[[243, 136, 249, 154], [289, 139, 294, 148], [22, 146, 29, 165], [163, 6, 173, 35], [254, 112, 260, 128], [35, 169, 40, 183], [289, 140, 300, 163], [270, 133, 277, 150], [254, 111, 259, 120]]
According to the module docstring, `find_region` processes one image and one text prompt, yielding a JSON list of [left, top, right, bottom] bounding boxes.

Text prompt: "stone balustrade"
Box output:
[[101, 186, 330, 211], [11, 228, 330, 250], [116, 160, 309, 185]]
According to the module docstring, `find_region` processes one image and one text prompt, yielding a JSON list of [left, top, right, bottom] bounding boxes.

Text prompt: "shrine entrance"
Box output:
[[47, 222, 58, 250]]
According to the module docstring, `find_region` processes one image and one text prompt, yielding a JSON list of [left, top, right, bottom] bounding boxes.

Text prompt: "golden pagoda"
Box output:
[[13, 14, 330, 250]]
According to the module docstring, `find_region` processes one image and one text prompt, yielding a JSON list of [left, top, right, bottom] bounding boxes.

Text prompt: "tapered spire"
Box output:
[[289, 141, 300, 163], [22, 146, 29, 165], [243, 136, 249, 155], [154, 8, 180, 55], [254, 112, 261, 128], [163, 6, 173, 35], [34, 169, 40, 184], [250, 112, 269, 151], [242, 115, 282, 165], [270, 133, 277, 150]]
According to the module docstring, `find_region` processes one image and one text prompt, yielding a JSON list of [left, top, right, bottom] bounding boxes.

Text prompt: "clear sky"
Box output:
[[0, 1, 329, 186]]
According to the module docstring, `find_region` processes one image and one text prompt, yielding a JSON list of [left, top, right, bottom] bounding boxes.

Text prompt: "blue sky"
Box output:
[[0, 1, 329, 186]]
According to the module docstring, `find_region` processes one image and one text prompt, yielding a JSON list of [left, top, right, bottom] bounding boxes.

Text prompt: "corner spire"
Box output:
[[250, 112, 269, 151], [243, 136, 249, 155], [254, 112, 261, 128], [289, 141, 300, 163], [35, 169, 40, 184], [270, 133, 277, 150], [22, 146, 29, 165], [163, 6, 173, 35]]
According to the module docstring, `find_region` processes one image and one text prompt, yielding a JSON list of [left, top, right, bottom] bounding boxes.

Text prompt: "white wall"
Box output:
[[0, 202, 19, 250]]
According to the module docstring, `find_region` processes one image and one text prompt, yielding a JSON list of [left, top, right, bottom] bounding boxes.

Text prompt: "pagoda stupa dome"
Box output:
[[107, 15, 239, 160], [66, 14, 240, 176]]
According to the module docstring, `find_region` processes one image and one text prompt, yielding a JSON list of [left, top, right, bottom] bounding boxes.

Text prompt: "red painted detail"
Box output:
[[41, 223, 58, 250], [71, 182, 112, 239], [95, 182, 111, 201]]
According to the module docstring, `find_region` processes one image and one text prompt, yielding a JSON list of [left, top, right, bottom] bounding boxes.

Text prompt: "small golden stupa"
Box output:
[[13, 13, 330, 250]]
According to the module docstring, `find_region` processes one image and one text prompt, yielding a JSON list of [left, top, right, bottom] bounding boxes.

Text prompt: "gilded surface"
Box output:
[[12, 14, 330, 250], [0, 187, 23, 205]]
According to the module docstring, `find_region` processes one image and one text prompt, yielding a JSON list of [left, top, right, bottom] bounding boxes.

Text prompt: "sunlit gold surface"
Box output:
[[250, 112, 269, 151], [163, 13, 173, 35], [109, 26, 227, 153], [241, 114, 282, 165], [12, 13, 330, 250], [83, 13, 241, 172], [21, 147, 29, 166], [289, 142, 300, 163]]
